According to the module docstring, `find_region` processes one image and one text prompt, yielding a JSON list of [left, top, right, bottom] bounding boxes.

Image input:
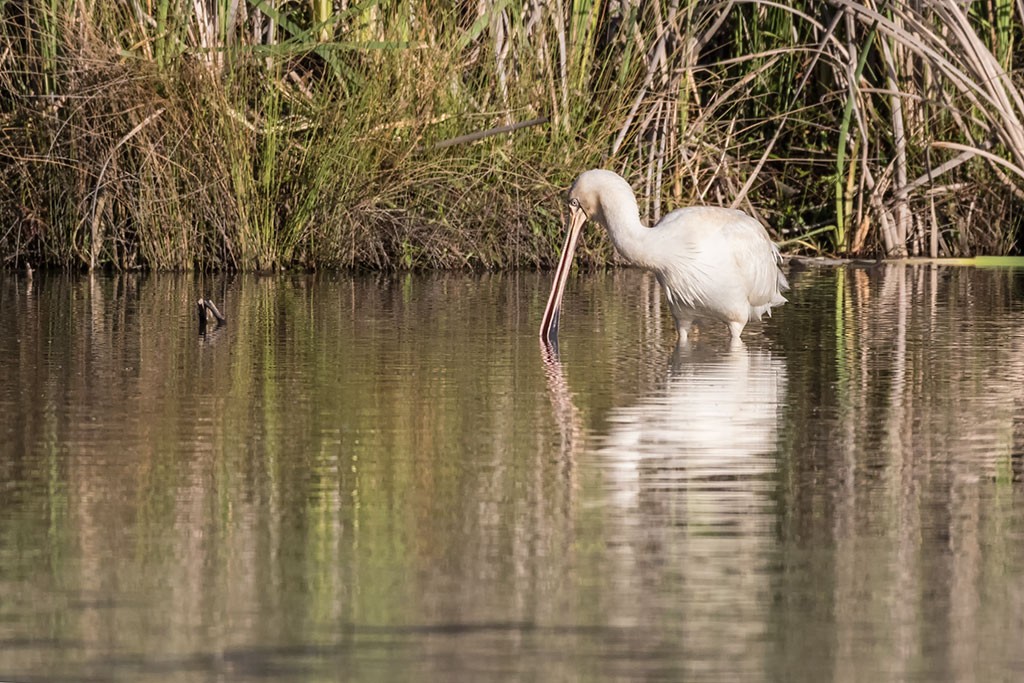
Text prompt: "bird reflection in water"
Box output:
[[541, 334, 787, 654], [540, 341, 583, 486], [605, 342, 786, 654], [600, 342, 787, 512]]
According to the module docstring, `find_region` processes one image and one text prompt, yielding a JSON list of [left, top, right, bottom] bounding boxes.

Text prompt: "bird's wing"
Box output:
[[653, 207, 787, 311], [722, 212, 788, 307]]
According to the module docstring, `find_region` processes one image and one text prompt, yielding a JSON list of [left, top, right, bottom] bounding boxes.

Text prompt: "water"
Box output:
[[1, 264, 1023, 681]]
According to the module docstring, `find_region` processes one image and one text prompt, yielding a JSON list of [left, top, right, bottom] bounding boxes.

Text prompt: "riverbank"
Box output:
[[2, 2, 1022, 271]]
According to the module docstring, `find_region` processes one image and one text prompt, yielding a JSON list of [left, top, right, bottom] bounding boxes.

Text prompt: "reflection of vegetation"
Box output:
[[0, 267, 1022, 678], [2, 3, 1024, 269], [772, 263, 1024, 681], [0, 272, 590, 674]]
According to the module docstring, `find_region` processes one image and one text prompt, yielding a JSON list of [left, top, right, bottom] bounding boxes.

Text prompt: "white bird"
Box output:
[[540, 169, 788, 345]]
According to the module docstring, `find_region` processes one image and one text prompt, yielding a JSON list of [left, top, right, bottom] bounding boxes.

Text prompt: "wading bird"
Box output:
[[540, 169, 788, 347]]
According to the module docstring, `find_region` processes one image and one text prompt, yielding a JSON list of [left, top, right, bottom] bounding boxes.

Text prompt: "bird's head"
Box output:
[[540, 169, 634, 348], [567, 169, 632, 228]]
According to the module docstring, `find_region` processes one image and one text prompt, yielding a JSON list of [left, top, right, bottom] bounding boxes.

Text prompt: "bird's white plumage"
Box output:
[[542, 169, 787, 343]]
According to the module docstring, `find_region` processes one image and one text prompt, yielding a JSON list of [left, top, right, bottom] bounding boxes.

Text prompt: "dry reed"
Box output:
[[1, 0, 1022, 270]]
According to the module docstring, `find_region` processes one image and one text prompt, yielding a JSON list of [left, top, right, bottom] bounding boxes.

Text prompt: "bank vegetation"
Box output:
[[1, 0, 1023, 270]]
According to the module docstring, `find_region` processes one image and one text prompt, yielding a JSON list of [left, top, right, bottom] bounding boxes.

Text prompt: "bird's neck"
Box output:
[[598, 197, 653, 267]]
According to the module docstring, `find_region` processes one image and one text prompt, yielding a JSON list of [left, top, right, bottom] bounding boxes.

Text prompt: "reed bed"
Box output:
[[1, 1, 1022, 270]]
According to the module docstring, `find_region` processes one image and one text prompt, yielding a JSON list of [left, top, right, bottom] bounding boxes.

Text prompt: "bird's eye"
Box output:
[[569, 198, 580, 208]]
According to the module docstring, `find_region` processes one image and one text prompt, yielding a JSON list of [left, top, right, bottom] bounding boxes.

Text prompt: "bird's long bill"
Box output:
[[539, 208, 586, 345]]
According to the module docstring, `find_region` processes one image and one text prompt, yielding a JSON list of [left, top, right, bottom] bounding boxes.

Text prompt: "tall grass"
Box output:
[[1, 0, 1022, 270]]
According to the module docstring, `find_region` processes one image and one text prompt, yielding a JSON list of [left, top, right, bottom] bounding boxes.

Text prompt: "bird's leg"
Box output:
[[674, 317, 694, 343], [670, 340, 690, 368]]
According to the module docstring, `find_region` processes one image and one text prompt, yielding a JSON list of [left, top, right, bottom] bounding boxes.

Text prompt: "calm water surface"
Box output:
[[1, 264, 1023, 681]]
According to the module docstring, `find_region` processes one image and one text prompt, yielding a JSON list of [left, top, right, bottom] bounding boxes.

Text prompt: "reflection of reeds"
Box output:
[[2, 2, 1023, 269], [0, 272, 592, 667], [779, 263, 1024, 681]]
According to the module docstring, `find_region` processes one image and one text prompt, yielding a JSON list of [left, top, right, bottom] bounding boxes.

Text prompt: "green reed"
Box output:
[[0, 0, 1022, 270]]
